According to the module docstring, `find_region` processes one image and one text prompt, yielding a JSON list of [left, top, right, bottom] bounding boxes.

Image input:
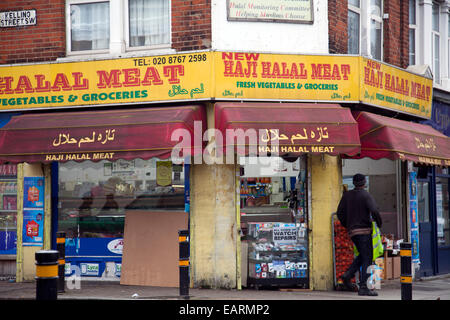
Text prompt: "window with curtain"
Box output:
[[370, 0, 383, 60], [432, 2, 440, 84], [70, 1, 110, 51], [348, 0, 361, 54], [128, 0, 170, 47], [409, 0, 416, 65]]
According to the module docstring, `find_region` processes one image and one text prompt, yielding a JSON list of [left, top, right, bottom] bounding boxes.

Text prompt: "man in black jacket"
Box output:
[[337, 173, 382, 296]]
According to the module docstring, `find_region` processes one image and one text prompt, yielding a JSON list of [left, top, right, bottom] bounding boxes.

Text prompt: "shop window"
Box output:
[[66, 0, 170, 55], [342, 158, 399, 238], [58, 159, 185, 239], [436, 176, 449, 246], [0, 165, 17, 254], [239, 156, 309, 288]]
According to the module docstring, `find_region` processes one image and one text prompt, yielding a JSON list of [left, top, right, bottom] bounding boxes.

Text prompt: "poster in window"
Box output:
[[156, 161, 172, 186], [22, 177, 45, 246], [23, 209, 44, 246], [273, 223, 298, 245], [23, 177, 45, 209]]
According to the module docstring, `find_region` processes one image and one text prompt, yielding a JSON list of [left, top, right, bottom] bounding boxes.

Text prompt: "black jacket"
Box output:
[[336, 187, 382, 232]]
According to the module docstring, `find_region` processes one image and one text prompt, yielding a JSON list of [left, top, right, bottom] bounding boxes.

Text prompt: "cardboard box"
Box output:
[[392, 256, 401, 279], [384, 257, 393, 280]]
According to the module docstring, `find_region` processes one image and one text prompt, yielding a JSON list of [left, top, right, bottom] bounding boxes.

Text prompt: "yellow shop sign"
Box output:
[[214, 51, 359, 102], [360, 57, 432, 118], [0, 51, 433, 118], [0, 52, 212, 109]]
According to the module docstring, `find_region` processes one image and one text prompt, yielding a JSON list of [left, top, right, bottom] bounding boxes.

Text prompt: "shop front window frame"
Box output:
[[57, 158, 186, 239], [435, 168, 450, 248]]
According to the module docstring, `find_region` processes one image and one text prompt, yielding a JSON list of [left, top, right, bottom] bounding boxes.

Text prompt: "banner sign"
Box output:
[[360, 57, 432, 119], [215, 51, 360, 104], [22, 176, 45, 246], [0, 52, 433, 118], [0, 52, 212, 110], [227, 0, 313, 24]]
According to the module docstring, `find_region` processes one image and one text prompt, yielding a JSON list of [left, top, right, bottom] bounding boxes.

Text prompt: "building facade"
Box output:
[[0, 0, 448, 291]]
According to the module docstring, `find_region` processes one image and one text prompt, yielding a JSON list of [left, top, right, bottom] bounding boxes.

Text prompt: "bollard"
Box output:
[[179, 230, 190, 298], [35, 250, 59, 300], [56, 231, 66, 293], [400, 242, 412, 300]]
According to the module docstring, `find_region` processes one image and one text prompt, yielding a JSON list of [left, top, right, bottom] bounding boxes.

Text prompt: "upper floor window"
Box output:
[[128, 0, 170, 48], [70, 1, 110, 52], [370, 0, 383, 60], [432, 2, 440, 83], [67, 0, 170, 55], [348, 0, 361, 55], [348, 0, 383, 60], [409, 0, 417, 65]]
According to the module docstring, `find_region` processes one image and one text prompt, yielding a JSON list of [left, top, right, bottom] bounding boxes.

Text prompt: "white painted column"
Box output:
[[418, 0, 433, 68], [440, 3, 450, 88], [110, 0, 126, 55]]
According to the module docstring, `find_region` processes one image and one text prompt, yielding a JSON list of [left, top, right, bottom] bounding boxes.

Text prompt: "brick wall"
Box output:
[[172, 0, 211, 51], [383, 0, 409, 68], [328, 0, 348, 54], [328, 0, 409, 69], [0, 0, 65, 64]]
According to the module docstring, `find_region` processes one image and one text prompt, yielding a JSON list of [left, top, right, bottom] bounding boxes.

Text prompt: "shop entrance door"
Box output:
[[418, 179, 435, 277]]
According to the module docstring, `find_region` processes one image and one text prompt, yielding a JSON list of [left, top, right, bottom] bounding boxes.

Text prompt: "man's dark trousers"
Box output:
[[346, 234, 373, 288]]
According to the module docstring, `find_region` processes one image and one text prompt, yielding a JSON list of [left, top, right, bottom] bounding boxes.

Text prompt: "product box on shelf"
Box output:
[[393, 256, 401, 279], [375, 257, 385, 280], [384, 257, 393, 280]]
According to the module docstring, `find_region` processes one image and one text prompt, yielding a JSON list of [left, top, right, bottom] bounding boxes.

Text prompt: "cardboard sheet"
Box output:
[[120, 210, 188, 287]]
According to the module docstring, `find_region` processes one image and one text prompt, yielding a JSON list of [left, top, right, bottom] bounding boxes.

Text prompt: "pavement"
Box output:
[[0, 275, 450, 301]]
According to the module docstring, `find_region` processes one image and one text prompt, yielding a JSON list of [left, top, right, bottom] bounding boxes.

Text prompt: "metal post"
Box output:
[[178, 230, 190, 298], [56, 231, 66, 293], [400, 242, 412, 300], [35, 250, 59, 300]]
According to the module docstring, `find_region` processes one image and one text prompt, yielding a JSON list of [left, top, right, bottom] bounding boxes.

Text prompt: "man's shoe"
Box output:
[[341, 274, 357, 292], [358, 287, 378, 296]]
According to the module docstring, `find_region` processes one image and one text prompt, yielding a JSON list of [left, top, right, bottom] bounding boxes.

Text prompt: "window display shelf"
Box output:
[[247, 277, 309, 288]]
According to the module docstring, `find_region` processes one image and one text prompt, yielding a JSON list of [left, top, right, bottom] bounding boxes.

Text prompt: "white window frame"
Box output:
[[409, 0, 417, 66], [348, 0, 384, 61], [448, 11, 450, 80], [348, 1, 361, 55], [123, 0, 171, 53], [66, 0, 111, 56], [66, 0, 172, 57], [368, 0, 384, 61], [432, 1, 440, 84]]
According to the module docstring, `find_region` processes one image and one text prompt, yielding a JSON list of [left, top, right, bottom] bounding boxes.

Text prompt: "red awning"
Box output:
[[353, 111, 450, 166], [0, 105, 206, 163], [214, 102, 361, 157]]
